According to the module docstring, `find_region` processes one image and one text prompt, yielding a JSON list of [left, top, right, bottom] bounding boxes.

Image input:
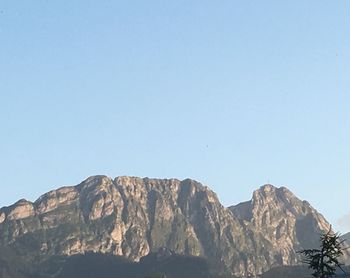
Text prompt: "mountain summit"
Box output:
[[0, 176, 336, 277], [230, 184, 331, 266]]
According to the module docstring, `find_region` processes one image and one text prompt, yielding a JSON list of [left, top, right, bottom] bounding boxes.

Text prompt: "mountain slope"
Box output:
[[230, 184, 331, 267], [342, 232, 350, 244], [0, 176, 337, 277], [0, 248, 230, 278]]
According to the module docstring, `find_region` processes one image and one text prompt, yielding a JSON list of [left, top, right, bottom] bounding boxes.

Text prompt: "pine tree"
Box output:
[[299, 227, 345, 278]]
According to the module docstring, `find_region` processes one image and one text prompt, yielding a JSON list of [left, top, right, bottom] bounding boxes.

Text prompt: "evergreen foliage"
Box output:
[[299, 228, 346, 278]]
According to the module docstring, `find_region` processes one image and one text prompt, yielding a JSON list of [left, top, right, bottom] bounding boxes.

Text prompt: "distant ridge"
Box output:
[[0, 176, 345, 277]]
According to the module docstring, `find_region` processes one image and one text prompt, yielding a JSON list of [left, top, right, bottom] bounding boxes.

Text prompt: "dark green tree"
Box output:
[[299, 227, 346, 278]]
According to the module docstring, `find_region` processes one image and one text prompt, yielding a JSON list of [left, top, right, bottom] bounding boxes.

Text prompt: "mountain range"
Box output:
[[0, 176, 346, 277]]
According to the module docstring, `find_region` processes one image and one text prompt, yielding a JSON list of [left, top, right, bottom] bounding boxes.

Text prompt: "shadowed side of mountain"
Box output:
[[0, 249, 232, 278], [260, 265, 310, 278], [0, 245, 30, 278], [342, 232, 350, 244]]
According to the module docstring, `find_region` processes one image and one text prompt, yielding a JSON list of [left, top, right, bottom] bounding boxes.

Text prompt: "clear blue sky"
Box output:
[[1, 1, 350, 232]]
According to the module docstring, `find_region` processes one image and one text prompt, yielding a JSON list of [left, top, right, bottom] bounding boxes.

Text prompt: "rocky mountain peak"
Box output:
[[0, 177, 341, 277], [4, 199, 35, 221], [253, 184, 293, 203], [229, 183, 334, 269], [249, 184, 317, 221], [259, 184, 276, 192]]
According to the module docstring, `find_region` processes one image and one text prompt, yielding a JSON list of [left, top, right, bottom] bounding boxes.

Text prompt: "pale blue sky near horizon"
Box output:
[[1, 1, 350, 232]]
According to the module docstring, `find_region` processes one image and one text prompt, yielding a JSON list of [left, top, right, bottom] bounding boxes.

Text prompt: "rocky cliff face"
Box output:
[[0, 177, 337, 277], [230, 185, 331, 268]]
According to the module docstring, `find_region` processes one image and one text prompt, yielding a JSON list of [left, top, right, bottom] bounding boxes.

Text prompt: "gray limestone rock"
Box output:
[[0, 177, 343, 277]]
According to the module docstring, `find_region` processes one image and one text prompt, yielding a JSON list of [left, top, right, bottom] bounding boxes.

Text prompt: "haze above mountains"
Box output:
[[0, 175, 347, 278]]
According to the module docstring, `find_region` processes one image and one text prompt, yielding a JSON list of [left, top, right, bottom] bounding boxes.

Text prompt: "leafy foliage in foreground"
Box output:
[[299, 228, 346, 278]]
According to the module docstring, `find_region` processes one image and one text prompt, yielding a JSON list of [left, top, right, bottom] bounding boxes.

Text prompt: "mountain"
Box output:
[[230, 185, 331, 265], [343, 232, 350, 244], [0, 176, 339, 277]]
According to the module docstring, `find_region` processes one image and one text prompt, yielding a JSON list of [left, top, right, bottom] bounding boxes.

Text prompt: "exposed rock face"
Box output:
[[0, 212, 6, 224], [230, 185, 332, 269], [0, 177, 338, 277], [7, 199, 35, 220], [342, 232, 350, 245]]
